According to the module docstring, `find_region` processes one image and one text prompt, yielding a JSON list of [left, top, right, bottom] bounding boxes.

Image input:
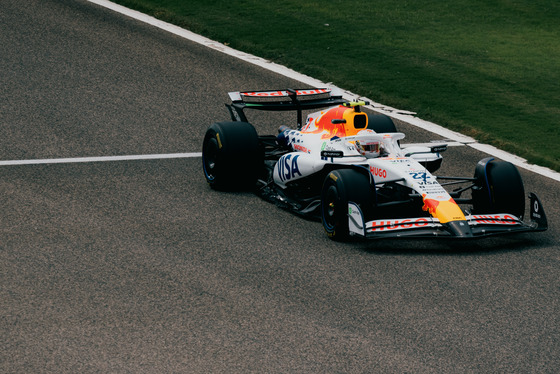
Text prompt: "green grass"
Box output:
[[113, 0, 560, 171]]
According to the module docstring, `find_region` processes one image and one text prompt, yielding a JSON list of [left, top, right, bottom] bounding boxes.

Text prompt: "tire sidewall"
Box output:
[[202, 122, 261, 191], [473, 160, 525, 218], [367, 114, 397, 133], [321, 169, 374, 241]]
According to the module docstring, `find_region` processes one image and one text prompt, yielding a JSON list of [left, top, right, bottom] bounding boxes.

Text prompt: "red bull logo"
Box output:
[[302, 106, 348, 138], [242, 89, 330, 97], [422, 195, 465, 223], [422, 198, 440, 215], [301, 105, 367, 139]]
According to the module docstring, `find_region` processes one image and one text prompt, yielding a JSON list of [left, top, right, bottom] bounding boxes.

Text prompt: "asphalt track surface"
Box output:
[[1, 0, 559, 372]]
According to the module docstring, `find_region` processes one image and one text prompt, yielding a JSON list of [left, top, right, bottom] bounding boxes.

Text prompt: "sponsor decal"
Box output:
[[293, 144, 309, 153], [532, 200, 542, 219], [321, 150, 344, 158], [370, 166, 387, 178], [242, 89, 330, 97], [422, 195, 465, 223], [422, 194, 465, 223], [370, 218, 432, 231], [243, 91, 286, 97], [388, 158, 410, 163], [431, 145, 448, 153], [295, 89, 330, 95], [416, 180, 446, 194], [301, 106, 348, 138], [348, 203, 365, 235], [216, 133, 222, 149], [416, 180, 438, 185], [410, 171, 428, 180], [422, 198, 440, 215], [470, 214, 518, 225], [277, 154, 302, 182]]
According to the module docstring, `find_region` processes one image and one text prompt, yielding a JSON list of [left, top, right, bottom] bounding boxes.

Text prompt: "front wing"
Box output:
[[348, 193, 548, 240]]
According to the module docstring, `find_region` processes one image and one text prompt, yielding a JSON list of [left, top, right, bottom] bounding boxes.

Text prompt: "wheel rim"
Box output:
[[323, 185, 338, 230], [203, 138, 219, 181]]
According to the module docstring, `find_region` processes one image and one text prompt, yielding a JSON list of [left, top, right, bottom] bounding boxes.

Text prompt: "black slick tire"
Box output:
[[367, 114, 397, 133], [321, 169, 374, 241], [202, 121, 262, 191], [472, 159, 525, 218]]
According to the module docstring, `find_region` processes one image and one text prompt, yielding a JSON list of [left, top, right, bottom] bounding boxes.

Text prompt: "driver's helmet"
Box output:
[[356, 140, 380, 158]]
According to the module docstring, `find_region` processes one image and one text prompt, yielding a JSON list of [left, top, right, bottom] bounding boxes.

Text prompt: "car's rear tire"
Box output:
[[321, 169, 374, 241], [202, 121, 262, 191], [472, 158, 525, 218], [367, 114, 397, 133]]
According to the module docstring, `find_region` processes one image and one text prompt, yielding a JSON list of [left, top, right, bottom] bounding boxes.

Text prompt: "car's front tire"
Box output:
[[202, 121, 262, 191], [321, 169, 374, 241], [472, 158, 525, 218]]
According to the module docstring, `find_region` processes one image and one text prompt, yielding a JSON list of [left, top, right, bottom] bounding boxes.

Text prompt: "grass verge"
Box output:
[[111, 0, 560, 171]]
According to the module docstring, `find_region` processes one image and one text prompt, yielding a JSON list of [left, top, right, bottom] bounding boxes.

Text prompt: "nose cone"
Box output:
[[423, 197, 466, 223]]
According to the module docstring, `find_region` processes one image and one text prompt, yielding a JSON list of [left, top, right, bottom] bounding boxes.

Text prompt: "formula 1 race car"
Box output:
[[202, 88, 548, 241]]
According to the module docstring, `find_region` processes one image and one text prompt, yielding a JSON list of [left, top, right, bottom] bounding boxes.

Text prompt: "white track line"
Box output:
[[36, 1, 551, 182], [0, 153, 202, 166]]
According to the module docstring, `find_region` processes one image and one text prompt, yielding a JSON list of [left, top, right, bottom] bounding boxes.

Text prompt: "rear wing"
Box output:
[[226, 88, 347, 128]]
